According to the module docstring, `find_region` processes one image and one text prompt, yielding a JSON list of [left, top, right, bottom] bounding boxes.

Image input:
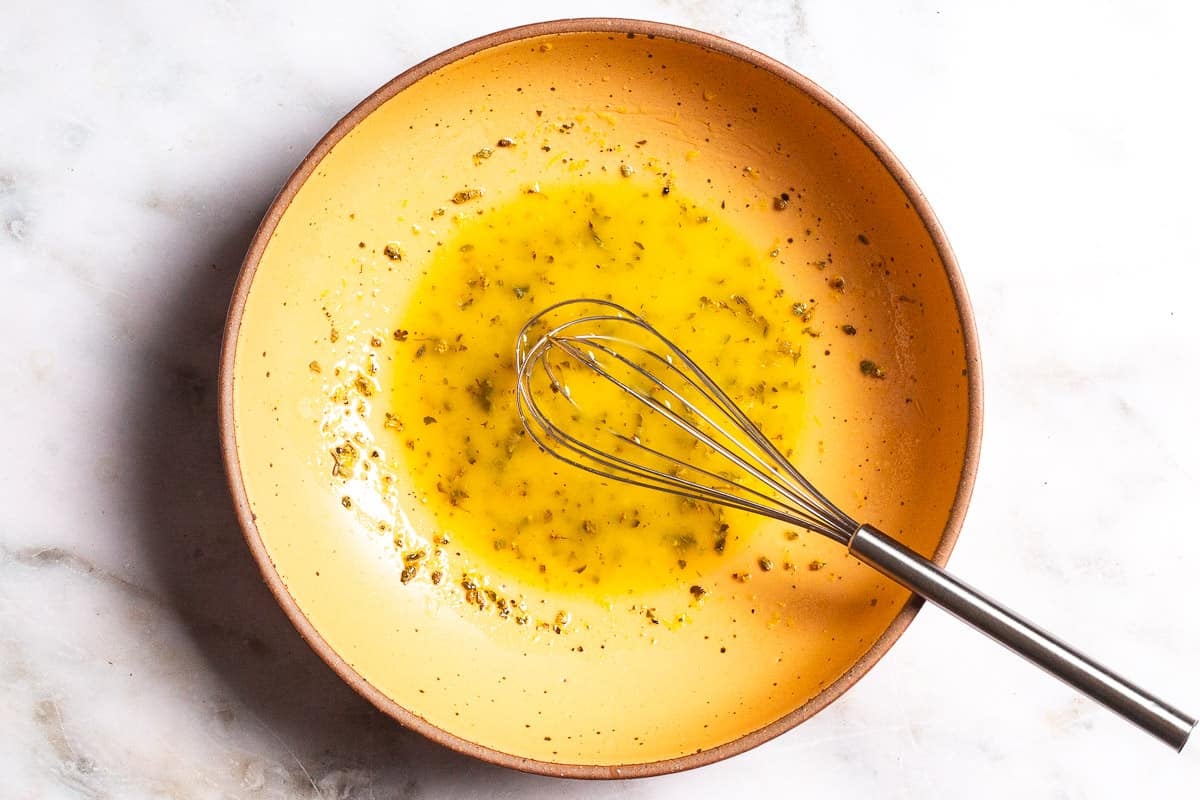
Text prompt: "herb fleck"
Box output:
[[353, 374, 375, 396], [451, 188, 483, 204], [331, 441, 358, 478], [467, 377, 495, 412], [791, 301, 816, 322], [859, 360, 886, 379]]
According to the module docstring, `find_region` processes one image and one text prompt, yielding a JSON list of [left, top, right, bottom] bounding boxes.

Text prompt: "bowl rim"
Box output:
[[218, 16, 984, 780]]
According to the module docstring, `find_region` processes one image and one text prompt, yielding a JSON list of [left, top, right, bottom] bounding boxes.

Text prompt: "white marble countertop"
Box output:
[[4, 1, 1199, 797]]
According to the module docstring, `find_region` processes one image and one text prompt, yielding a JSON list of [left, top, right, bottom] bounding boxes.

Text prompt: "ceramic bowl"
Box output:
[[219, 18, 982, 777]]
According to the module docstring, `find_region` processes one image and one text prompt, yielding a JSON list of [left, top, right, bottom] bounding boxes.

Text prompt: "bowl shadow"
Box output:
[[129, 191, 568, 795]]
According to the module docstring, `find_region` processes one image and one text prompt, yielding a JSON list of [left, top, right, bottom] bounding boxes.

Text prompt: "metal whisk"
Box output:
[[514, 298, 1195, 750]]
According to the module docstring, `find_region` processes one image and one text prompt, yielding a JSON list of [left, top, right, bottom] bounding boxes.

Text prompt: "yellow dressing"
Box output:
[[393, 178, 812, 601]]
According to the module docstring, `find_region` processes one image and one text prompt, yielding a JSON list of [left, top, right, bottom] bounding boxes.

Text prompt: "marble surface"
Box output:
[[3, 1, 1199, 796]]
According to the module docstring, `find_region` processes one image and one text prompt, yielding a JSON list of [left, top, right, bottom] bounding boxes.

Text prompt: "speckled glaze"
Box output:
[[219, 19, 982, 777]]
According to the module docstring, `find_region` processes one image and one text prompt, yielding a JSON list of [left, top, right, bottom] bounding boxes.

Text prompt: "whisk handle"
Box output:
[[849, 524, 1196, 751]]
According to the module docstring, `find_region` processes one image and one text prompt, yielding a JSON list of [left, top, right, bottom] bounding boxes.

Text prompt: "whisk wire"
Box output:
[[518, 379, 797, 524], [515, 299, 858, 542], [546, 341, 824, 523], [549, 335, 848, 532]]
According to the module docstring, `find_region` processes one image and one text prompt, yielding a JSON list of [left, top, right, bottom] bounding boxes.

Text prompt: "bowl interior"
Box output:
[[224, 21, 978, 776]]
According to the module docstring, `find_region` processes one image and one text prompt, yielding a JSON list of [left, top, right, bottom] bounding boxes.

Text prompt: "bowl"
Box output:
[[219, 18, 982, 777]]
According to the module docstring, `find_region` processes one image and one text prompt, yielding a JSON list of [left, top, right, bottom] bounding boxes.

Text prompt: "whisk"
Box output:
[[514, 298, 1195, 750]]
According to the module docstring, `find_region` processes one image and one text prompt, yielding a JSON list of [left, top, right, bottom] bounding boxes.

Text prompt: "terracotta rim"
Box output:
[[218, 17, 984, 780]]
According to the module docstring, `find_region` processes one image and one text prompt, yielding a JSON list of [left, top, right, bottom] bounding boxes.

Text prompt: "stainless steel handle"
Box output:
[[849, 524, 1196, 751]]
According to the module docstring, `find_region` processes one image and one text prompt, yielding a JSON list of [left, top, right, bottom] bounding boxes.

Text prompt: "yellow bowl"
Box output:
[[220, 19, 982, 777]]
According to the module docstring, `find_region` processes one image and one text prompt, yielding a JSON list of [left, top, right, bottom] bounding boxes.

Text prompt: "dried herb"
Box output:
[[791, 301, 816, 322], [859, 360, 886, 379], [451, 188, 483, 204], [467, 377, 495, 412], [331, 441, 358, 478]]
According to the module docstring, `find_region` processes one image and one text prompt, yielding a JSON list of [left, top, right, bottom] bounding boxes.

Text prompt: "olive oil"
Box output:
[[393, 178, 815, 599]]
